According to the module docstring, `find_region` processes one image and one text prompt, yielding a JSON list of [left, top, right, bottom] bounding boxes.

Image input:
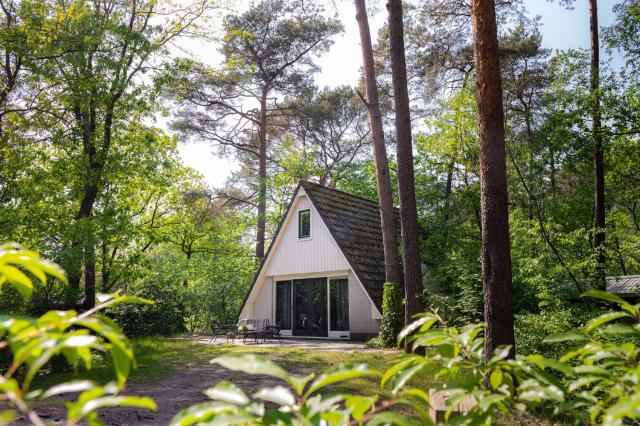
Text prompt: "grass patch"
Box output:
[[33, 336, 467, 396]]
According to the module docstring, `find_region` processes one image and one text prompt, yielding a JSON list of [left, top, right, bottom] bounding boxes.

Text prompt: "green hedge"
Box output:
[[379, 281, 403, 347]]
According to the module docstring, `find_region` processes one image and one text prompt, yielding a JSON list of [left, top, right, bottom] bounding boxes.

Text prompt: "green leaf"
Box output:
[[345, 395, 373, 421], [366, 411, 423, 426], [391, 363, 424, 395], [76, 396, 156, 419], [489, 345, 512, 363], [305, 363, 374, 396], [120, 295, 154, 305], [212, 354, 290, 381], [586, 311, 632, 331], [204, 381, 249, 406], [403, 388, 430, 405], [110, 342, 132, 388], [381, 356, 419, 388], [287, 374, 313, 395], [489, 369, 503, 389], [41, 381, 95, 399], [525, 355, 575, 376], [581, 290, 627, 305], [169, 401, 239, 426], [253, 386, 295, 406], [0, 265, 33, 299], [542, 332, 587, 343], [398, 315, 438, 343]]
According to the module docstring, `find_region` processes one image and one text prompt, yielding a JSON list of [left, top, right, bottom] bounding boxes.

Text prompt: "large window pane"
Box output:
[[276, 280, 291, 329], [330, 279, 349, 331]]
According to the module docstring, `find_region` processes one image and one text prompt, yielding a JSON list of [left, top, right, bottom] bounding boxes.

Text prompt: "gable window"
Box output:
[[298, 209, 311, 239]]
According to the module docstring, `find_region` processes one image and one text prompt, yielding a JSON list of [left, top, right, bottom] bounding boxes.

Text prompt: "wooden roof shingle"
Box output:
[[606, 275, 640, 295], [302, 181, 400, 311]]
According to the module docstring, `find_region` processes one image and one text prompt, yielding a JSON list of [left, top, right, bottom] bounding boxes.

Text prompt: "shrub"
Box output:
[[364, 336, 383, 348], [108, 280, 186, 337], [379, 281, 403, 347], [515, 304, 593, 358]]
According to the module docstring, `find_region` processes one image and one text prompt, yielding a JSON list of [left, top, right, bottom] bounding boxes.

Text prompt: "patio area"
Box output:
[[172, 335, 387, 352]]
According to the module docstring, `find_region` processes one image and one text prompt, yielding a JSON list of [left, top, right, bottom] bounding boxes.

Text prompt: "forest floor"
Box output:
[[18, 337, 549, 425], [20, 337, 407, 425]]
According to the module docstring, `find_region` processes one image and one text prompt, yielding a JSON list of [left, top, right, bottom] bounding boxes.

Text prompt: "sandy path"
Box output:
[[12, 338, 388, 425], [14, 362, 295, 425]]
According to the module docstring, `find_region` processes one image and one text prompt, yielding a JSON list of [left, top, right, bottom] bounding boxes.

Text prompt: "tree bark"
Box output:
[[589, 0, 606, 289], [354, 0, 401, 284], [386, 0, 424, 330], [256, 88, 268, 259], [470, 0, 515, 360]]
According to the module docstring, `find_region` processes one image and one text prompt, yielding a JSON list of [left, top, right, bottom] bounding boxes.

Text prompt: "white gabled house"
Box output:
[[238, 181, 400, 340]]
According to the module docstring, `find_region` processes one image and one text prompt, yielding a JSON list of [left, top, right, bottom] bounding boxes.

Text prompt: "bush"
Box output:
[[515, 303, 594, 358], [379, 281, 404, 347], [364, 336, 383, 348], [109, 280, 186, 337]]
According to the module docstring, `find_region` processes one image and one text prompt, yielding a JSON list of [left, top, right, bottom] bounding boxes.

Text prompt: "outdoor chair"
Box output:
[[208, 320, 235, 344], [241, 319, 269, 344], [261, 320, 284, 344]]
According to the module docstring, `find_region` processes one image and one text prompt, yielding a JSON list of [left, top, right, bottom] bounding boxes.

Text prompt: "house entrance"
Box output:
[[292, 278, 327, 337]]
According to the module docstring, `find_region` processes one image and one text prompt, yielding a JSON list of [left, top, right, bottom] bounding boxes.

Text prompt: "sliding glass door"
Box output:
[[275, 277, 349, 337], [292, 278, 327, 336], [329, 278, 349, 331]]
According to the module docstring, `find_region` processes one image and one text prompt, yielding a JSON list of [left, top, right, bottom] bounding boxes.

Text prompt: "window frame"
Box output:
[[298, 209, 311, 240]]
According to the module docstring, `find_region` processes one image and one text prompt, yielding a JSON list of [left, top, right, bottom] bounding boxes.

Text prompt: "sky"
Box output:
[[175, 0, 621, 188]]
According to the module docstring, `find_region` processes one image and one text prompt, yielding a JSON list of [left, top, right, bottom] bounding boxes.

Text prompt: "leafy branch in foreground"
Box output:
[[0, 243, 156, 426], [172, 291, 640, 425]]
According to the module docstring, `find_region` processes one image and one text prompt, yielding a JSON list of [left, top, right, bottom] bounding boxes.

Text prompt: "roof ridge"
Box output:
[[299, 180, 385, 208]]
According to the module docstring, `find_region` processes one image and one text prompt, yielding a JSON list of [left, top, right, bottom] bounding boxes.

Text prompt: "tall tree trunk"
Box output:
[[470, 0, 515, 360], [387, 0, 424, 331], [77, 105, 99, 309], [589, 0, 606, 289], [256, 88, 268, 259], [354, 0, 401, 284]]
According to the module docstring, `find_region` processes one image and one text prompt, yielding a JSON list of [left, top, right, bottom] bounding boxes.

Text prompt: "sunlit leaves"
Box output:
[[0, 247, 155, 424]]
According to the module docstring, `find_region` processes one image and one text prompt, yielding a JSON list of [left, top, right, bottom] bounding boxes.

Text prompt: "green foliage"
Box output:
[[108, 279, 186, 338], [173, 293, 640, 425], [380, 282, 404, 347], [0, 244, 156, 425]]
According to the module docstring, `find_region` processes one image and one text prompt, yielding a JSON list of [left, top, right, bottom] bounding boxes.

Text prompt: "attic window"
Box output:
[[298, 209, 311, 239]]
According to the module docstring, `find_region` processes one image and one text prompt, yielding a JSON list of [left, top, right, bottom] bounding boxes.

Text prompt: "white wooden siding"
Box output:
[[348, 271, 381, 334], [251, 276, 273, 321], [266, 193, 350, 276]]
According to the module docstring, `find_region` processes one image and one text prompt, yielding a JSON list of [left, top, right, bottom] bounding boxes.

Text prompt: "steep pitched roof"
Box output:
[[240, 181, 400, 318], [301, 181, 400, 311], [606, 275, 640, 295]]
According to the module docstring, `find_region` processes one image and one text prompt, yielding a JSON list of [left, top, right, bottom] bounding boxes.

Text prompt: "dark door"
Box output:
[[293, 278, 327, 336]]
